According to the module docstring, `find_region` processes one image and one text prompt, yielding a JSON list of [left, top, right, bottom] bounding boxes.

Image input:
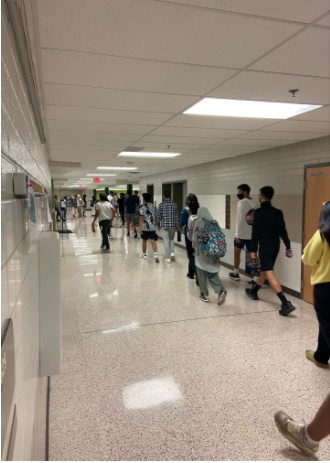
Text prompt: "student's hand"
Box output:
[[139, 228, 142, 235], [158, 227, 161, 232], [250, 252, 257, 260], [286, 249, 293, 258], [235, 237, 240, 243]]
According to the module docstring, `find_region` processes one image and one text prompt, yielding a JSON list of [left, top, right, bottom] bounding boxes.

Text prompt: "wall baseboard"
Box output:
[[170, 240, 302, 300]]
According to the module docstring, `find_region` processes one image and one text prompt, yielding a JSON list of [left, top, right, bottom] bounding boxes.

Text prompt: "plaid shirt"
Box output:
[[157, 200, 179, 229]]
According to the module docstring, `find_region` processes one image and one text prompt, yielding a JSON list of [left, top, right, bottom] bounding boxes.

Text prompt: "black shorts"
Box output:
[[259, 244, 280, 271], [141, 230, 158, 241]]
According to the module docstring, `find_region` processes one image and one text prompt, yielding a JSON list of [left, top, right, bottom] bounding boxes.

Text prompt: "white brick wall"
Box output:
[[1, 6, 51, 460], [140, 136, 330, 294]]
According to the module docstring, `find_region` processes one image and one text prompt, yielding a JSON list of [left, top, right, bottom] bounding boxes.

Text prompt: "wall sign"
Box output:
[[93, 178, 100, 183], [311, 172, 323, 177]]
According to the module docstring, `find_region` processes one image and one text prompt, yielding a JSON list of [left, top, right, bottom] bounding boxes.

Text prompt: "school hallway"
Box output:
[[48, 213, 330, 461]]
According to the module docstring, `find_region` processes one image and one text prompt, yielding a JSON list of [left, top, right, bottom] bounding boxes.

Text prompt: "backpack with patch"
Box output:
[[199, 220, 227, 258]]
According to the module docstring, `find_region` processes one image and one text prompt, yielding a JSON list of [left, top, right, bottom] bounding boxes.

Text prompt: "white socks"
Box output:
[[304, 426, 319, 445], [234, 268, 239, 275]]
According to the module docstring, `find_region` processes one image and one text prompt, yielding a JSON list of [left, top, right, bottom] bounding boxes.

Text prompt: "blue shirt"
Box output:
[[124, 195, 138, 214], [180, 208, 189, 237]]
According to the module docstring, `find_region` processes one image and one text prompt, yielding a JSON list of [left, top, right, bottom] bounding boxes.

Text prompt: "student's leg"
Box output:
[[161, 229, 170, 259], [185, 237, 195, 278], [142, 240, 147, 254], [196, 267, 208, 296], [126, 217, 130, 234], [150, 239, 157, 253], [313, 283, 330, 365], [208, 272, 225, 294], [234, 247, 241, 270], [307, 393, 330, 442]]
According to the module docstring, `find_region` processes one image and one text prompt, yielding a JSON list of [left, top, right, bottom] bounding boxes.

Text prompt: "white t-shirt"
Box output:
[[96, 201, 114, 222], [236, 198, 258, 240], [77, 198, 82, 207]]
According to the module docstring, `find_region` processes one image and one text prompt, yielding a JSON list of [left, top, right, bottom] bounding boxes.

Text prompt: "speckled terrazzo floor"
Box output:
[[50, 211, 330, 461]]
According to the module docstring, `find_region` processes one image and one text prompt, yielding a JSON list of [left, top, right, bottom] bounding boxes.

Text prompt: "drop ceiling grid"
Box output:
[[37, 0, 330, 185]]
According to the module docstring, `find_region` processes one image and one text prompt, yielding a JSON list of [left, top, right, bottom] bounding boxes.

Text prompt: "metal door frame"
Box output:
[[301, 162, 330, 300]]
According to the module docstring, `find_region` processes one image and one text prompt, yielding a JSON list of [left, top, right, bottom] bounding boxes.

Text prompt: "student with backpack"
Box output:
[[180, 193, 200, 280], [192, 207, 227, 304]]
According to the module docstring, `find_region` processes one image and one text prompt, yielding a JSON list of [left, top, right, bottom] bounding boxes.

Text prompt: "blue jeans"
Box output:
[[56, 207, 62, 220], [62, 208, 67, 219]]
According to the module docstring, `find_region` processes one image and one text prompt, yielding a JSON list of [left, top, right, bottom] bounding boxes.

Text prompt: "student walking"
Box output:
[[54, 195, 63, 222], [92, 193, 115, 252], [157, 189, 179, 263], [180, 193, 199, 279], [192, 207, 227, 304], [302, 201, 330, 368], [274, 393, 330, 456], [82, 195, 87, 217], [245, 186, 295, 316], [229, 184, 258, 283], [117, 193, 125, 226], [73, 195, 78, 217], [138, 193, 159, 263], [124, 191, 139, 238], [77, 195, 83, 218], [61, 196, 67, 221]]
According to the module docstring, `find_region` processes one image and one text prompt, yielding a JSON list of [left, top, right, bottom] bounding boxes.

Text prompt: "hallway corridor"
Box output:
[[50, 213, 330, 461]]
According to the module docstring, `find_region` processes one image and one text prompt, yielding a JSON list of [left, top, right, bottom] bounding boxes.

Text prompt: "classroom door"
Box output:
[[173, 182, 184, 212], [303, 165, 330, 303], [147, 185, 154, 204]]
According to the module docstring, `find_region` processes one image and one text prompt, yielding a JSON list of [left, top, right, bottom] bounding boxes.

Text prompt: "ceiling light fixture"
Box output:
[[184, 98, 322, 119], [86, 174, 117, 177], [97, 167, 138, 170], [118, 152, 181, 158]]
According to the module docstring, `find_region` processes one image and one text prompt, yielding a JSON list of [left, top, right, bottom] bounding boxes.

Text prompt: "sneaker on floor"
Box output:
[[165, 258, 171, 263], [245, 287, 259, 300], [126, 232, 130, 237], [100, 245, 105, 249], [134, 232, 138, 239], [139, 254, 147, 260], [279, 301, 296, 316], [274, 411, 319, 456], [305, 350, 329, 369], [103, 248, 110, 253], [187, 274, 194, 279], [229, 272, 240, 281], [170, 253, 175, 262], [199, 294, 209, 303], [154, 255, 159, 263], [218, 289, 227, 305], [248, 279, 255, 285]]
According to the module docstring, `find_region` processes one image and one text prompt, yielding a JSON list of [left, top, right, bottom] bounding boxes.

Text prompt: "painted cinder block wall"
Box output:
[[1, 7, 51, 460], [140, 135, 330, 294]]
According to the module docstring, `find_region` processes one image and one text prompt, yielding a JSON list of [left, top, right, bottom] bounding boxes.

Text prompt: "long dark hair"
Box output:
[[319, 201, 330, 247], [185, 193, 200, 215]]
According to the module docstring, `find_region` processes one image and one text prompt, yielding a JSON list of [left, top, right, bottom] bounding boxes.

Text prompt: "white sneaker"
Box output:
[[218, 290, 227, 305], [165, 258, 171, 263], [155, 255, 159, 263], [139, 254, 147, 260], [170, 253, 175, 262]]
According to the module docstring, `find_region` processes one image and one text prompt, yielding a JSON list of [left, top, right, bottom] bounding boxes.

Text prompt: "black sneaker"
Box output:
[[134, 232, 138, 238], [245, 288, 259, 300], [199, 294, 209, 303], [126, 232, 130, 237], [248, 280, 255, 285], [229, 272, 240, 281], [279, 301, 296, 316], [187, 274, 194, 279]]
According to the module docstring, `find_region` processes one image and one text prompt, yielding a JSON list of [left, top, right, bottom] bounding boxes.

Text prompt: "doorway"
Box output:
[[162, 181, 186, 212], [302, 164, 330, 303], [147, 184, 154, 204]]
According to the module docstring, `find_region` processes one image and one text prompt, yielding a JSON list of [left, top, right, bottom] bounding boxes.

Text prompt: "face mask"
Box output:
[[237, 193, 244, 200]]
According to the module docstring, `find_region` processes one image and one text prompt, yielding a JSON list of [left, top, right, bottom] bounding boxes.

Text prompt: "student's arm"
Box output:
[[235, 201, 244, 241], [139, 215, 143, 235], [124, 198, 127, 215], [92, 209, 100, 224], [250, 209, 261, 254], [157, 204, 162, 231], [279, 211, 291, 252], [302, 231, 323, 267], [111, 205, 115, 221]]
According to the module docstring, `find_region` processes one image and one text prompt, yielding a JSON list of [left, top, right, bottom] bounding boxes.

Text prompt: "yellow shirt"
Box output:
[[302, 230, 330, 285]]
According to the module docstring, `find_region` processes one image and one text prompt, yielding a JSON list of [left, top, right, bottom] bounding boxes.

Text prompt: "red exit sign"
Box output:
[[93, 178, 100, 183]]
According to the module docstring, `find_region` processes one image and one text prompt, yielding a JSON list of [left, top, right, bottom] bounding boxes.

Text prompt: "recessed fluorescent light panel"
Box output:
[[184, 98, 322, 119], [86, 174, 117, 177], [119, 152, 181, 158], [97, 167, 138, 170]]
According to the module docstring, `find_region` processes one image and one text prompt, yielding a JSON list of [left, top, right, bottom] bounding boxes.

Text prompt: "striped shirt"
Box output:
[[157, 200, 179, 229]]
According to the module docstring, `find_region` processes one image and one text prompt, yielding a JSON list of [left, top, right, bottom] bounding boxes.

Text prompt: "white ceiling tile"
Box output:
[[137, 134, 225, 145], [218, 138, 294, 146], [251, 28, 330, 77], [158, 0, 330, 23], [316, 13, 330, 26], [130, 142, 207, 150], [292, 106, 330, 122], [42, 49, 236, 96], [47, 120, 154, 135], [260, 120, 330, 133], [209, 71, 330, 104], [44, 83, 198, 113], [48, 130, 141, 142], [49, 139, 137, 148], [151, 126, 247, 138], [164, 114, 279, 130], [237, 131, 328, 141], [46, 105, 172, 126], [38, 0, 301, 67]]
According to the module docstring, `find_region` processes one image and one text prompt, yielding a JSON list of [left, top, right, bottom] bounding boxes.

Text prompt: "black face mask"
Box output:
[[237, 193, 244, 200]]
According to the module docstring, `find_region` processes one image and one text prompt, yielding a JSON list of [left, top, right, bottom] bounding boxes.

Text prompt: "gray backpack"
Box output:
[[187, 214, 198, 241]]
